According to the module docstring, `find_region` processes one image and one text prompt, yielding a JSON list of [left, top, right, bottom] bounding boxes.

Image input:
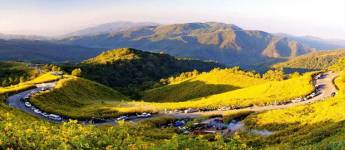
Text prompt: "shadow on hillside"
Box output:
[[282, 68, 319, 74], [143, 80, 240, 102]]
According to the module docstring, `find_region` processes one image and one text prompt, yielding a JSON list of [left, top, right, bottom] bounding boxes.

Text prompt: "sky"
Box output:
[[0, 0, 344, 39]]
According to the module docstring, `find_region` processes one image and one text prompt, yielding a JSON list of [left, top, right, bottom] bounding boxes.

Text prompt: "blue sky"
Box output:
[[0, 0, 344, 39]]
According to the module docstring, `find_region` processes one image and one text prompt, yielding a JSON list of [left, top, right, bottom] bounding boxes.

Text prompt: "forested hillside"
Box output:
[[274, 49, 345, 71], [63, 48, 222, 98], [0, 61, 36, 86]]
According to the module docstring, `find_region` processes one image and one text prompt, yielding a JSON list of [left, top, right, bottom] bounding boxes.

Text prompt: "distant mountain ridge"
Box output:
[[60, 22, 335, 66], [0, 39, 103, 63], [64, 21, 159, 37], [0, 21, 344, 66]]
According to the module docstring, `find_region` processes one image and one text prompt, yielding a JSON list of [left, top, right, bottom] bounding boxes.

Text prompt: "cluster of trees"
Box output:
[[262, 68, 284, 81], [0, 62, 34, 87], [160, 69, 201, 85], [1, 76, 27, 87]]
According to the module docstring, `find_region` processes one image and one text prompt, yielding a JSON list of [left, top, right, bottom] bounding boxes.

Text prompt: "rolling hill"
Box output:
[[30, 76, 128, 119], [59, 22, 342, 66], [143, 67, 268, 102], [274, 49, 345, 71], [63, 48, 222, 98]]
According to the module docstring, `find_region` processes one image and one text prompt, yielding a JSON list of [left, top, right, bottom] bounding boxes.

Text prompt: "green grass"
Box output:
[[30, 77, 129, 119], [143, 68, 267, 102]]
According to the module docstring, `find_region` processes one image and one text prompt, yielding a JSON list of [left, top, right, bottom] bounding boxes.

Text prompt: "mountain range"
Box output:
[[0, 22, 344, 66], [60, 22, 344, 66]]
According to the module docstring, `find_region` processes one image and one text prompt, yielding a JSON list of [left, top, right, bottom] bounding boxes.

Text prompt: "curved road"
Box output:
[[5, 71, 338, 122], [6, 82, 62, 122]]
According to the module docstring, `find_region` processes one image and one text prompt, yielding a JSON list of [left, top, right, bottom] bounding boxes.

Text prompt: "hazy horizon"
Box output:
[[1, 0, 344, 39]]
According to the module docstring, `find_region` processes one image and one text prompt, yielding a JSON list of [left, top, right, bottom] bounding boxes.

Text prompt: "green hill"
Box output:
[[273, 49, 345, 71], [111, 72, 315, 113], [64, 48, 222, 98], [143, 67, 267, 102], [30, 76, 128, 119]]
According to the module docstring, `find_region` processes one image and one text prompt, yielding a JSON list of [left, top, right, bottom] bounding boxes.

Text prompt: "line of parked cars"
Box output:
[[116, 112, 152, 121], [20, 88, 63, 121]]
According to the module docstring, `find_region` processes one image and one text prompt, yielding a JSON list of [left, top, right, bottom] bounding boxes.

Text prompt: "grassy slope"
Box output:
[[143, 68, 268, 102], [115, 72, 314, 113], [30, 77, 129, 119], [69, 48, 221, 98], [273, 49, 345, 70], [0, 72, 60, 95], [242, 71, 345, 149]]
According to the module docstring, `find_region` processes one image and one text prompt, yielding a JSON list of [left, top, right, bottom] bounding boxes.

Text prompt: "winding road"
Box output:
[[5, 71, 339, 123], [6, 82, 62, 122]]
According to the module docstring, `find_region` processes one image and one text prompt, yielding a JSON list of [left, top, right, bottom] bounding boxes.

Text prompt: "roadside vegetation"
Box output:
[[239, 69, 345, 149], [0, 95, 248, 149]]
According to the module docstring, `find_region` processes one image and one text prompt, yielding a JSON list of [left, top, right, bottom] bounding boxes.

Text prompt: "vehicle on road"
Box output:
[[116, 116, 129, 121], [24, 102, 32, 107], [33, 108, 42, 114], [48, 114, 62, 121]]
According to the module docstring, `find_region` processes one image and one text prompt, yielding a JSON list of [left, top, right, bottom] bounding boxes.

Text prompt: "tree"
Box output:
[[51, 66, 61, 72], [19, 76, 26, 83], [2, 79, 8, 87], [71, 68, 82, 77], [263, 69, 284, 81]]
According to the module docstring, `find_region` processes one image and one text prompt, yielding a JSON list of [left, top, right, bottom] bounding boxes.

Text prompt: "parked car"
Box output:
[[184, 108, 198, 113], [24, 102, 32, 107], [49, 114, 62, 121], [137, 113, 151, 118], [42, 112, 49, 117], [33, 108, 42, 114], [116, 116, 129, 121]]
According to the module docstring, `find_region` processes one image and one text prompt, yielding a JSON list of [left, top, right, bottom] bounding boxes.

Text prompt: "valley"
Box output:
[[0, 43, 344, 149]]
